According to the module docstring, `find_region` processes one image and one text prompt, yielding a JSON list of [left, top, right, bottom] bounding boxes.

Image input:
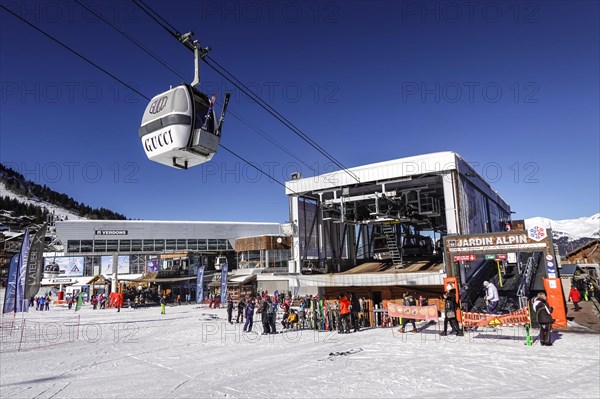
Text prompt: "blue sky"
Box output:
[[1, 0, 598, 223]]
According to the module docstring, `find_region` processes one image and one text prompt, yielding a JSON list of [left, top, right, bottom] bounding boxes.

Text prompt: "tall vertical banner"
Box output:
[[15, 229, 30, 313], [196, 265, 205, 303], [25, 224, 47, 299], [220, 263, 228, 302], [2, 254, 20, 314]]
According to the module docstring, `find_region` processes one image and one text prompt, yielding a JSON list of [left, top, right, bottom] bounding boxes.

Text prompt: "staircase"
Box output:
[[382, 224, 402, 266]]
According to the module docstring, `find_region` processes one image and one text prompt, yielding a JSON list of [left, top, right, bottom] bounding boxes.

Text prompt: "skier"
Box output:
[[160, 295, 166, 315], [483, 281, 499, 313], [441, 284, 463, 336], [227, 299, 234, 324], [532, 292, 554, 346]]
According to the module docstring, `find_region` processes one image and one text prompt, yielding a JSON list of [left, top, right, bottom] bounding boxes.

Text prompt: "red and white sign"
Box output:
[[495, 254, 508, 260], [453, 254, 476, 262]]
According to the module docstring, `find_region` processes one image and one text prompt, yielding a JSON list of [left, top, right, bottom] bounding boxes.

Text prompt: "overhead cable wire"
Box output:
[[132, 0, 361, 184], [0, 3, 147, 100], [0, 2, 299, 195]]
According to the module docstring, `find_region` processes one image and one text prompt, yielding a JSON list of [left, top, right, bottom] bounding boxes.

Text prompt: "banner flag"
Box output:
[[75, 291, 84, 311], [25, 224, 47, 299], [220, 263, 229, 302], [2, 255, 20, 314], [462, 307, 531, 328], [387, 303, 439, 321], [196, 265, 205, 303], [15, 229, 30, 313]]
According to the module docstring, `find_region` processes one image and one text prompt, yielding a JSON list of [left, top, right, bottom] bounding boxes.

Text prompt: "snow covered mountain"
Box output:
[[525, 214, 600, 255], [0, 180, 85, 223]]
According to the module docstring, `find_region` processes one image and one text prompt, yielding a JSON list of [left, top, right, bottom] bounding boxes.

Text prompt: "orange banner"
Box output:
[[387, 303, 439, 321], [462, 307, 531, 328], [543, 278, 567, 328]]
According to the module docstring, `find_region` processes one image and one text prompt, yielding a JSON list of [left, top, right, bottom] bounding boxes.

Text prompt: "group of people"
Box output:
[[30, 294, 51, 311], [442, 281, 559, 346], [568, 276, 596, 312], [222, 292, 371, 335]]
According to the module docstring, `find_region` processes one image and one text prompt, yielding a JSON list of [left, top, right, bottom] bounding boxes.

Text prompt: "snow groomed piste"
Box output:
[[1, 304, 598, 398]]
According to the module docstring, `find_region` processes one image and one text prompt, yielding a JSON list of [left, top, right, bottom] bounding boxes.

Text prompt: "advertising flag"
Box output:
[[220, 262, 228, 302], [2, 254, 19, 314], [15, 229, 30, 313], [25, 224, 47, 299], [196, 265, 205, 303]]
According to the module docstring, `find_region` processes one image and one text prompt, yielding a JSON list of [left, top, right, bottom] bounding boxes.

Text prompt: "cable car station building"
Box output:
[[286, 151, 512, 300]]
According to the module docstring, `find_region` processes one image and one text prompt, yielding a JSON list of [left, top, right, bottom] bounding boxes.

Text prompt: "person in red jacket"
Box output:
[[339, 293, 352, 333], [568, 286, 582, 311]]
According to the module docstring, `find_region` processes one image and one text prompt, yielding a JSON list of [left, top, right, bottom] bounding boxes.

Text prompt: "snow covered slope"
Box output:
[[0, 180, 85, 221]]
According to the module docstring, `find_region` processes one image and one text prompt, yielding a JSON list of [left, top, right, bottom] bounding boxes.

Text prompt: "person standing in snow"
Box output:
[[237, 298, 246, 323], [160, 295, 166, 315], [227, 299, 234, 324], [483, 281, 499, 313], [339, 293, 351, 333], [243, 299, 255, 332], [261, 298, 272, 335], [398, 292, 418, 334], [441, 284, 463, 336], [350, 293, 361, 332], [568, 286, 582, 312], [269, 298, 278, 334], [532, 292, 554, 346]]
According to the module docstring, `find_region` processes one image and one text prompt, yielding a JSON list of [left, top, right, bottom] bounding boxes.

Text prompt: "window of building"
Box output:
[[130, 255, 145, 274], [208, 239, 218, 250], [176, 239, 187, 250], [131, 240, 142, 252], [187, 239, 198, 250], [197, 239, 208, 251], [154, 239, 164, 252], [94, 240, 106, 252], [80, 240, 93, 252], [119, 240, 131, 252], [218, 239, 228, 250], [106, 240, 118, 252], [166, 239, 176, 251], [143, 239, 154, 252], [67, 240, 80, 252]]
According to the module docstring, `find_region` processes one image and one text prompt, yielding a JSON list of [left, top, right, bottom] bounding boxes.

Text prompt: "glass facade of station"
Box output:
[[66, 238, 234, 254]]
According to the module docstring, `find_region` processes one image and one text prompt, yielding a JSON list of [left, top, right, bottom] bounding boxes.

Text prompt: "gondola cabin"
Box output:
[[43, 262, 60, 279], [215, 255, 227, 271], [139, 84, 223, 169]]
